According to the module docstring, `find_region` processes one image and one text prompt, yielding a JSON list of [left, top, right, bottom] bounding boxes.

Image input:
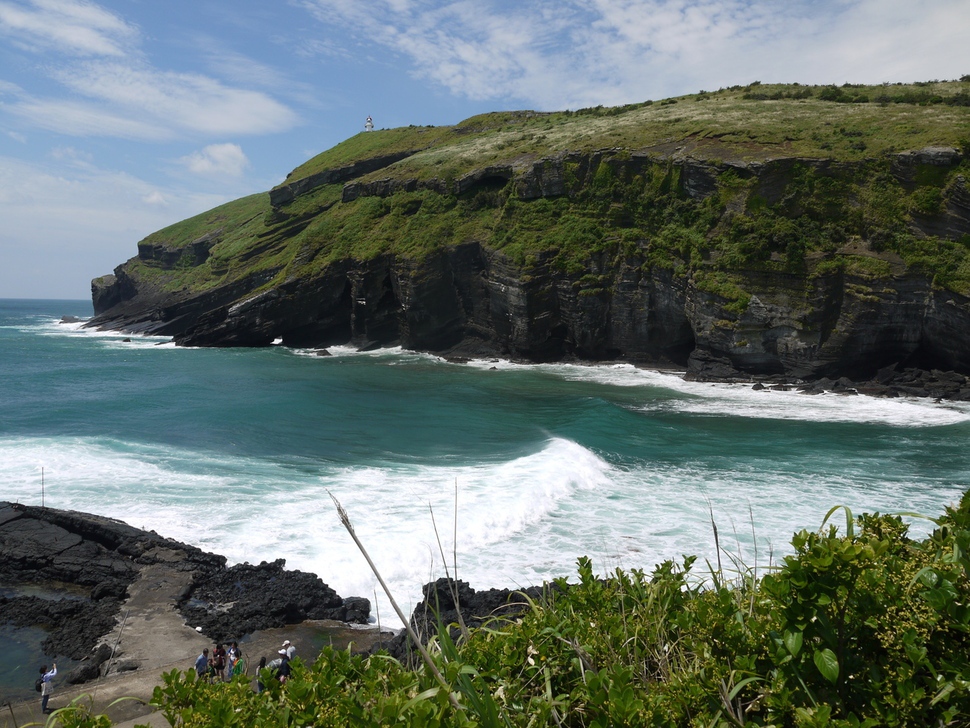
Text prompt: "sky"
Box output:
[[1, 0, 969, 300]]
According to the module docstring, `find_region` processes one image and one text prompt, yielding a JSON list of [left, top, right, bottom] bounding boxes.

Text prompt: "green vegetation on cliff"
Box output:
[[56, 493, 970, 727], [124, 80, 970, 315], [282, 81, 970, 183]]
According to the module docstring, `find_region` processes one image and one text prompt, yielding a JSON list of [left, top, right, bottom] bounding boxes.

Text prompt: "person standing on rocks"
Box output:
[[211, 643, 227, 681], [227, 642, 239, 675], [255, 656, 267, 693], [227, 642, 244, 679], [38, 662, 56, 714], [195, 648, 209, 680], [276, 649, 290, 684], [282, 639, 296, 661]]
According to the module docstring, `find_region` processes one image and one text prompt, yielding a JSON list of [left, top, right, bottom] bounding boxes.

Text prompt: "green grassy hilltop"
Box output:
[[122, 80, 970, 303], [91, 79, 970, 378]]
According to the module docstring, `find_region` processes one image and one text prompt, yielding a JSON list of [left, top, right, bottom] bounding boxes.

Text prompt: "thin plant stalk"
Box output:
[[328, 491, 462, 711], [708, 500, 723, 583], [453, 479, 459, 586], [748, 503, 758, 618], [429, 501, 469, 639], [374, 588, 383, 652]]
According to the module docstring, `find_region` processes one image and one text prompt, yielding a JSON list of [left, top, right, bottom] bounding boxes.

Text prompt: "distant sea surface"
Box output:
[[3, 298, 970, 662]]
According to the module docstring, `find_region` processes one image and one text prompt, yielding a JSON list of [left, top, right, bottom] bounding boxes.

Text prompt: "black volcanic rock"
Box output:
[[0, 594, 122, 660], [0, 502, 222, 589], [379, 578, 547, 664], [179, 558, 368, 643], [0, 503, 369, 668], [65, 644, 113, 684]]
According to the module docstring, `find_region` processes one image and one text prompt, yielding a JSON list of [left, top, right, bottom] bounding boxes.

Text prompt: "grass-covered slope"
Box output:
[[108, 80, 970, 323], [282, 81, 970, 182]]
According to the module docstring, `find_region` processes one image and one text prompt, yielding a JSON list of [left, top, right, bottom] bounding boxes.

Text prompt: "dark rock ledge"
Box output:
[[686, 354, 970, 402], [378, 577, 549, 664], [0, 502, 370, 683]]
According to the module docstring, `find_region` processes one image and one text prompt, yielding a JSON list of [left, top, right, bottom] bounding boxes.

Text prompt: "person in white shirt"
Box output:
[[39, 663, 57, 714], [282, 640, 296, 661]]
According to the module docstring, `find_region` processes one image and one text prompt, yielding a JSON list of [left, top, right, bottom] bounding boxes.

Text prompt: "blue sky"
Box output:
[[1, 0, 969, 300]]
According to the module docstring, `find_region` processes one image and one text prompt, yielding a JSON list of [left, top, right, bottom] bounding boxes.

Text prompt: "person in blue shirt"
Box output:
[[39, 663, 57, 714], [195, 648, 209, 680]]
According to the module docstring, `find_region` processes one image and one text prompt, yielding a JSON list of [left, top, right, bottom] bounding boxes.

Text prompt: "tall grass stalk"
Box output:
[[428, 494, 469, 639], [327, 490, 462, 711]]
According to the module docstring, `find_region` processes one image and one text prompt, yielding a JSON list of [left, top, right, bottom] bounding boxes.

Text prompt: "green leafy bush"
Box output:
[[53, 494, 970, 728]]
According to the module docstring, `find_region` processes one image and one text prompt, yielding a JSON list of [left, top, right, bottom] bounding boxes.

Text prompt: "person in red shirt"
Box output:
[[211, 644, 227, 681]]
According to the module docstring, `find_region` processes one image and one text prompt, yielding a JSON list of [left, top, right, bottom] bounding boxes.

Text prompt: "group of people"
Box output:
[[266, 639, 296, 685], [194, 639, 296, 689], [194, 641, 246, 682], [33, 637, 299, 717]]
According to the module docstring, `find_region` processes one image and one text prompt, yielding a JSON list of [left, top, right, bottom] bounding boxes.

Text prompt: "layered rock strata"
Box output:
[[88, 145, 970, 384]]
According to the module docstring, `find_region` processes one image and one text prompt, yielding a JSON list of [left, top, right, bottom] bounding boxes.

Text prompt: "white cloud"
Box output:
[[10, 97, 172, 140], [0, 0, 137, 57], [49, 145, 93, 165], [300, 0, 970, 108], [0, 154, 228, 298], [205, 47, 291, 89], [1, 1, 300, 140], [7, 62, 300, 140], [179, 143, 251, 178], [0, 79, 26, 96], [60, 63, 300, 135]]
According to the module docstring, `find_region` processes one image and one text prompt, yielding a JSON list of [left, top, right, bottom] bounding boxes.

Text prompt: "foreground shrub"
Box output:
[[57, 493, 970, 727]]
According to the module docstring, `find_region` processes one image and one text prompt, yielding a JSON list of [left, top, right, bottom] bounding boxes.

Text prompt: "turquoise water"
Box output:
[[2, 298, 970, 682]]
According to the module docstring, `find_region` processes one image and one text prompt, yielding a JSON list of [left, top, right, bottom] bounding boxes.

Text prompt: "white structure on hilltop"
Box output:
[[364, 115, 374, 132]]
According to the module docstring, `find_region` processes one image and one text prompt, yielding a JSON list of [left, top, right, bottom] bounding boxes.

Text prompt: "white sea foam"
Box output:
[[290, 344, 443, 367], [2, 434, 962, 628], [21, 317, 175, 348], [461, 359, 970, 428]]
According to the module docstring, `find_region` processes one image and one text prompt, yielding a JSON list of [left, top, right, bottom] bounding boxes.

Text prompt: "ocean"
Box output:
[[2, 297, 970, 689]]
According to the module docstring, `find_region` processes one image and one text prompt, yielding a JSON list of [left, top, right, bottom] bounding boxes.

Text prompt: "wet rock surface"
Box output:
[[0, 503, 369, 681], [0, 594, 122, 660], [686, 359, 970, 401]]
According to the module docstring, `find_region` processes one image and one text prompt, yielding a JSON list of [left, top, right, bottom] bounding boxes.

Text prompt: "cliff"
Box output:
[[88, 81, 970, 382]]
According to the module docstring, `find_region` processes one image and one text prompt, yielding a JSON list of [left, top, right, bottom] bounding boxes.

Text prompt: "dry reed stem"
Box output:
[[328, 490, 462, 711]]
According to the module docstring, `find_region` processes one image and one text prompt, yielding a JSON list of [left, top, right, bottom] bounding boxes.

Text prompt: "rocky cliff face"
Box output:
[[88, 136, 970, 383]]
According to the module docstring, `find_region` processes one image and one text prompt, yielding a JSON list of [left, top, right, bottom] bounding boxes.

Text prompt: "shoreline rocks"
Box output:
[[686, 359, 970, 401], [180, 558, 370, 643], [0, 502, 370, 683], [379, 578, 548, 664]]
